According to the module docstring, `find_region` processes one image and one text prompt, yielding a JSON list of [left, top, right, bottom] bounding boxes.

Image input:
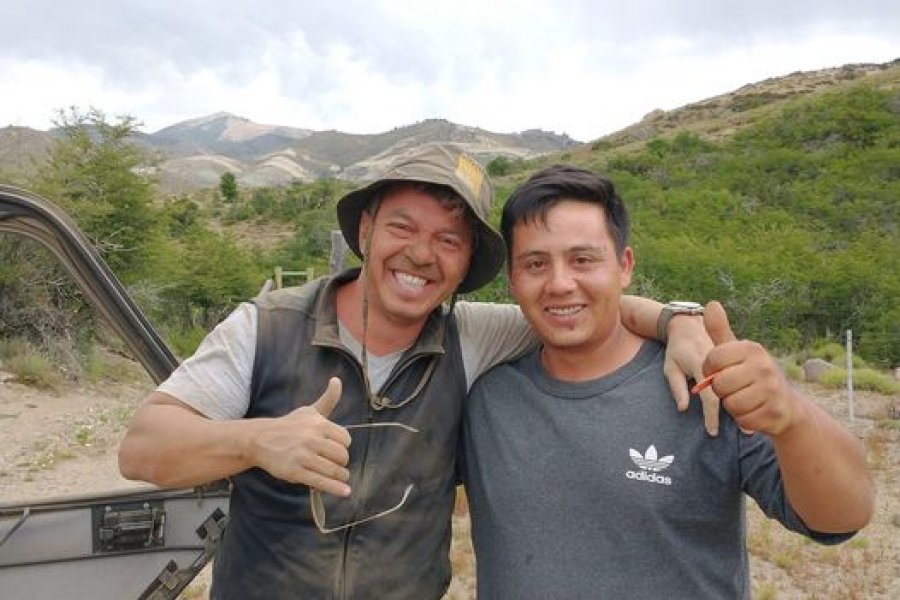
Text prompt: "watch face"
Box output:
[[670, 301, 702, 310]]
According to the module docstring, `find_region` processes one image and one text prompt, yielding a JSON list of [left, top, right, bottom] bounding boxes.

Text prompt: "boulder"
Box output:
[[803, 358, 834, 382]]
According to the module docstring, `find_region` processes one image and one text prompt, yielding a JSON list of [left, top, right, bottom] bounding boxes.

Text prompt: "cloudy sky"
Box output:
[[1, 1, 897, 141]]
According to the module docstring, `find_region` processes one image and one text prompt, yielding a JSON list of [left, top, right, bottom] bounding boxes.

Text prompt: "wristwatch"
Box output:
[[657, 301, 705, 342]]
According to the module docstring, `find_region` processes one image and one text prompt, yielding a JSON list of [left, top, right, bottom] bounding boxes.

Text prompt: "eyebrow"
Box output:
[[383, 207, 472, 238], [513, 249, 549, 262], [514, 244, 607, 260], [567, 244, 607, 255]]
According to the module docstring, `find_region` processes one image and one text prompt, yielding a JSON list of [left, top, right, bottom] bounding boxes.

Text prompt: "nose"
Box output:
[[546, 264, 576, 295], [406, 237, 436, 266]]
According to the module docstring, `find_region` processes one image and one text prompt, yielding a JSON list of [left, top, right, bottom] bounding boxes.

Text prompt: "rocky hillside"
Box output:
[[2, 58, 897, 191], [147, 115, 579, 191], [0, 126, 55, 182], [561, 59, 900, 163], [0, 113, 578, 192]]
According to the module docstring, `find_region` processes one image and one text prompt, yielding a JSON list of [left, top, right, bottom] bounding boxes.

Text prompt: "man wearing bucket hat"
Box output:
[[119, 142, 715, 599]]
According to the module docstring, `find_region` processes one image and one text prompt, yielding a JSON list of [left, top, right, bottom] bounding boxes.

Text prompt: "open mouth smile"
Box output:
[[545, 305, 584, 317], [393, 270, 429, 290]]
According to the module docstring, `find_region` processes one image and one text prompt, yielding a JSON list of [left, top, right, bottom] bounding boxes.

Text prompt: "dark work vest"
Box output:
[[211, 269, 467, 600]]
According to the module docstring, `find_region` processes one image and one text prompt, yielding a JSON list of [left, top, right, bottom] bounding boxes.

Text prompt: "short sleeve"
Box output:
[[157, 302, 257, 420], [454, 301, 536, 389]]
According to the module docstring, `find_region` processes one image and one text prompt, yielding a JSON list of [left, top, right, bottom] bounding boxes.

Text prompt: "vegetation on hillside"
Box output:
[[485, 83, 899, 365], [618, 85, 897, 365], [0, 76, 897, 379]]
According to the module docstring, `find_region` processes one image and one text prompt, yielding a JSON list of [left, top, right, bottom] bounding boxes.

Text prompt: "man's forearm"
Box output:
[[620, 295, 664, 339], [620, 294, 720, 435], [773, 395, 875, 533], [119, 393, 257, 488]]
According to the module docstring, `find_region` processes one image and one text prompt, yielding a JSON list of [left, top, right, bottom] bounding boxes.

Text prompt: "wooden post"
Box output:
[[846, 330, 854, 423], [274, 266, 284, 290], [330, 230, 348, 274]]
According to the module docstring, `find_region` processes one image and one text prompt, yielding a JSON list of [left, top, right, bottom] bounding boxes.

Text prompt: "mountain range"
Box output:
[[0, 113, 578, 192], [1, 58, 897, 192]]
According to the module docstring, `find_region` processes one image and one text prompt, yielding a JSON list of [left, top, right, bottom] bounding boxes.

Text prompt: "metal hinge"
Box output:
[[92, 500, 166, 554], [137, 507, 228, 600]]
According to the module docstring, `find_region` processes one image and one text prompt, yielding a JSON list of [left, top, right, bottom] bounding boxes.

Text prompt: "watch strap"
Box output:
[[656, 302, 704, 343]]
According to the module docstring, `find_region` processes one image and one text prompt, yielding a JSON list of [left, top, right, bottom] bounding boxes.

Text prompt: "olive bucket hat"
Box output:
[[336, 142, 505, 294]]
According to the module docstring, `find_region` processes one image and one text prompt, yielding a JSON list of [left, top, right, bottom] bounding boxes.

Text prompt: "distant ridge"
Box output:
[[143, 115, 579, 190], [2, 58, 897, 191]]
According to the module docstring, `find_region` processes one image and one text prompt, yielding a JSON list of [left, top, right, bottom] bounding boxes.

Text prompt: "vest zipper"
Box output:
[[337, 406, 375, 600], [330, 344, 437, 599]]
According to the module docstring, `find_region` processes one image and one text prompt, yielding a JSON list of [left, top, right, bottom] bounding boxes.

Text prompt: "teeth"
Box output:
[[396, 272, 427, 288], [547, 306, 581, 316]]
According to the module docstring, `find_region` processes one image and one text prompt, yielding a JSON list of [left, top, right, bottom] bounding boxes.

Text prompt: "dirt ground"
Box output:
[[1, 370, 897, 599]]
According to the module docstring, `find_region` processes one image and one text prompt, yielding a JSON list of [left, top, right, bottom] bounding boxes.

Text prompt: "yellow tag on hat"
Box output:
[[455, 153, 484, 199]]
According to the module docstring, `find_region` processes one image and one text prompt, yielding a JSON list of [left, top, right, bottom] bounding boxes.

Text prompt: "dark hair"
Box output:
[[500, 164, 629, 263]]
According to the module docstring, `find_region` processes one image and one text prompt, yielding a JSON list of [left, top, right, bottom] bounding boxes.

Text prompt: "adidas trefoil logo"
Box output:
[[625, 444, 674, 486], [629, 445, 674, 471]]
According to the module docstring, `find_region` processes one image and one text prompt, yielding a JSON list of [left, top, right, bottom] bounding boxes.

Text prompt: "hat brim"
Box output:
[[336, 181, 504, 294]]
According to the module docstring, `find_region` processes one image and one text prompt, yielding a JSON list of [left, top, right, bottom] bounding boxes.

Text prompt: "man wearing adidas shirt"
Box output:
[[119, 145, 718, 599], [461, 165, 874, 599]]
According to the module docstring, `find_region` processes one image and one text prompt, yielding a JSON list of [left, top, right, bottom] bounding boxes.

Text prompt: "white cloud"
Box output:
[[0, 1, 897, 140]]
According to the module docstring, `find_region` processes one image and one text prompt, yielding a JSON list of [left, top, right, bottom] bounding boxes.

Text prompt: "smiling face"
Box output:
[[509, 199, 634, 359], [358, 184, 475, 327]]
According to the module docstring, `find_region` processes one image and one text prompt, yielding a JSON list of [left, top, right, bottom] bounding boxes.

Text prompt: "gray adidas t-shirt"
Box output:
[[461, 342, 849, 600]]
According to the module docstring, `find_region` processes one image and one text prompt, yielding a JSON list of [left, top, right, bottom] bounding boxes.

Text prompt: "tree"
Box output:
[[219, 171, 239, 203], [32, 107, 162, 282]]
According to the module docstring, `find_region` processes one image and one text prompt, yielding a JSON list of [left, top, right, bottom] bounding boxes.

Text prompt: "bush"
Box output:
[[81, 343, 144, 383], [0, 337, 30, 362], [809, 341, 867, 368], [811, 342, 846, 363], [779, 359, 803, 382], [819, 367, 900, 394], [166, 325, 210, 360], [7, 351, 62, 390]]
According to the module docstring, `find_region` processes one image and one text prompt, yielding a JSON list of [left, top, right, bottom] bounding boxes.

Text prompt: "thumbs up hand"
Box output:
[[312, 376, 343, 418], [249, 376, 353, 496], [701, 302, 798, 437]]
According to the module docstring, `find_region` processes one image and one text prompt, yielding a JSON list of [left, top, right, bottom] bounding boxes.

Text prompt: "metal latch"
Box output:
[[92, 500, 166, 553]]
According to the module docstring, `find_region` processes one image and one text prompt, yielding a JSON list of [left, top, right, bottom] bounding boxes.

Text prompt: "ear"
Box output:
[[358, 211, 373, 257], [619, 246, 634, 288], [507, 267, 521, 304]]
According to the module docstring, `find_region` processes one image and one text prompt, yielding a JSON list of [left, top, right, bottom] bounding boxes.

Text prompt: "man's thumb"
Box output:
[[312, 377, 342, 417], [704, 301, 738, 346]]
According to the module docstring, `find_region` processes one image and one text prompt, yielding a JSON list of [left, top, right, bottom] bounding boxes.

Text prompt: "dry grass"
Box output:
[[2, 363, 896, 599]]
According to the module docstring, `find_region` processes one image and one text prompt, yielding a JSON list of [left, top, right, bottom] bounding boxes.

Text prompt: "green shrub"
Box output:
[[812, 342, 845, 363], [7, 351, 62, 390], [81, 344, 142, 383], [166, 325, 209, 359], [809, 341, 867, 368], [780, 359, 803, 382], [74, 426, 93, 446], [0, 337, 31, 362], [819, 367, 900, 394]]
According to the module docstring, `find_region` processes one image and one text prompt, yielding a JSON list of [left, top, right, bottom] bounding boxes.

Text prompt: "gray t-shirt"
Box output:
[[461, 342, 849, 600]]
